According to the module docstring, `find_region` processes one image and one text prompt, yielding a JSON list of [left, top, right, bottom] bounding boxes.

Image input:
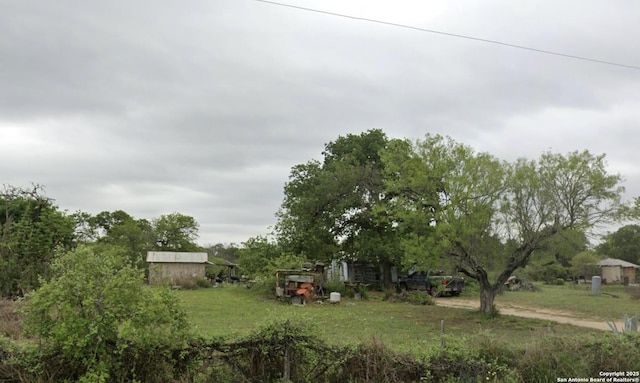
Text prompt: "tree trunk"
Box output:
[[479, 280, 497, 315], [381, 259, 393, 288]]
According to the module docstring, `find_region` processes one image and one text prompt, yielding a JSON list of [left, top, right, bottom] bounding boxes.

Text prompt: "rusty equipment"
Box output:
[[275, 262, 326, 305]]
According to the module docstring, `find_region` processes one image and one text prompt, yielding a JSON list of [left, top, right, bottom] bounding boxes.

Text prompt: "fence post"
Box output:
[[283, 320, 291, 382], [440, 320, 445, 349]]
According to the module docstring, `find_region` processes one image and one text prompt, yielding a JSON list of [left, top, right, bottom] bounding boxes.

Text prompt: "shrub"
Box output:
[[337, 339, 425, 383], [203, 319, 337, 383], [326, 278, 349, 297], [520, 336, 592, 381], [515, 333, 640, 382], [522, 263, 567, 284], [406, 291, 434, 305], [194, 321, 430, 383], [195, 276, 213, 288], [21, 245, 193, 382], [419, 335, 523, 382], [581, 333, 640, 374]]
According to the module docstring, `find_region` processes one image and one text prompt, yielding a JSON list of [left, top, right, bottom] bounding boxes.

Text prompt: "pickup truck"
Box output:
[[396, 269, 464, 296]]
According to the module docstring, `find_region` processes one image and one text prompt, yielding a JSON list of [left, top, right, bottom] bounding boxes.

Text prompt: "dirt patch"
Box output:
[[434, 298, 618, 331]]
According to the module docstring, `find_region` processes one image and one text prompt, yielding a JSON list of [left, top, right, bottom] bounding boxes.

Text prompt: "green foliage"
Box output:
[[385, 291, 434, 305], [0, 299, 22, 340], [276, 129, 405, 287], [152, 212, 201, 252], [568, 251, 602, 279], [74, 209, 203, 270], [382, 135, 626, 314], [197, 320, 426, 383], [535, 229, 589, 267], [21, 245, 192, 382], [0, 184, 76, 297], [325, 278, 349, 297], [264, 252, 308, 275], [195, 276, 213, 288], [516, 333, 640, 382], [596, 224, 640, 264], [89, 210, 155, 269], [212, 320, 334, 383], [522, 262, 567, 284], [207, 242, 240, 262], [236, 235, 283, 277], [383, 135, 511, 313], [255, 252, 309, 298], [9, 283, 640, 382]]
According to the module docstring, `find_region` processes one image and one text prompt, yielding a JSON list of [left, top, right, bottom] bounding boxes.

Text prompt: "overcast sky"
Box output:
[[2, 0, 639, 246]]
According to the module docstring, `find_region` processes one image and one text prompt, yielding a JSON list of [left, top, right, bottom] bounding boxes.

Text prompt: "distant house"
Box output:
[[597, 258, 639, 285], [146, 251, 209, 285]]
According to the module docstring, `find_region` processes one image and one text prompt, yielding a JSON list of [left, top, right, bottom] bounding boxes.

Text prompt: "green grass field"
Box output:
[[176, 284, 610, 354]]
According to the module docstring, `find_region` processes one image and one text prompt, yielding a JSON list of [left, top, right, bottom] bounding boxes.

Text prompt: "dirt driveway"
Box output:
[[434, 298, 618, 331]]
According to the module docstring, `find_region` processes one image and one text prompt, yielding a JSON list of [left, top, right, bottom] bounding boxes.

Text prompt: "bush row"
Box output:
[[2, 321, 639, 383]]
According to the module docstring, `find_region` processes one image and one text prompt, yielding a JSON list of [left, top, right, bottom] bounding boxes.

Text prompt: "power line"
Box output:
[[254, 0, 640, 71]]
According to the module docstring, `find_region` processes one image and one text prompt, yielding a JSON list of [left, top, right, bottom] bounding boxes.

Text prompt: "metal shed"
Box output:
[[146, 251, 208, 285], [597, 258, 639, 285]]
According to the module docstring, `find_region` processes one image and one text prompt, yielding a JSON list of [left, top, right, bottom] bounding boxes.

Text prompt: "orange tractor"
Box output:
[[275, 262, 326, 305]]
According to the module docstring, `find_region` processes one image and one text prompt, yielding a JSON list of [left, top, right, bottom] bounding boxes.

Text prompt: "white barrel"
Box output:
[[329, 292, 341, 303]]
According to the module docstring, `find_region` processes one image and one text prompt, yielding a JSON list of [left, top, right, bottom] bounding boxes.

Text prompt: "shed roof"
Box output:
[[146, 251, 208, 263], [597, 258, 639, 268]]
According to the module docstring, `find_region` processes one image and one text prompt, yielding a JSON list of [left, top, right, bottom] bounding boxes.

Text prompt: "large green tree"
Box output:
[[596, 224, 640, 264], [276, 129, 404, 286], [0, 185, 76, 297], [87, 210, 154, 269], [383, 135, 625, 314], [151, 212, 201, 252]]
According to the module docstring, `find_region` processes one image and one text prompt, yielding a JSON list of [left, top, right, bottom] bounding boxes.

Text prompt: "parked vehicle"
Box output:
[[396, 269, 464, 296]]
